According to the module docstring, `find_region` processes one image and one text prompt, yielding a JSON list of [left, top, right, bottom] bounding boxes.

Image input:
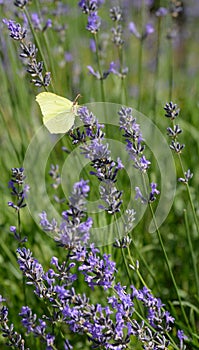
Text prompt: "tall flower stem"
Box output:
[[184, 209, 199, 299], [137, 39, 143, 110], [130, 238, 162, 294], [126, 245, 150, 289], [114, 217, 132, 285], [117, 47, 128, 105], [168, 38, 174, 101], [148, 202, 191, 333], [152, 17, 161, 119], [177, 153, 199, 236], [94, 33, 105, 102]]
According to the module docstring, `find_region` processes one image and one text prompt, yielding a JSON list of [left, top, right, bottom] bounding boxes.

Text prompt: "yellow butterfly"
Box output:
[[36, 92, 80, 134]]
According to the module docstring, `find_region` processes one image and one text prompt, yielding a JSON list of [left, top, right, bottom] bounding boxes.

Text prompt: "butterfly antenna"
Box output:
[[73, 93, 82, 105]]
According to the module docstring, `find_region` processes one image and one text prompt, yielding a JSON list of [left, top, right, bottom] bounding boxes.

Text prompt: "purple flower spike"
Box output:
[[145, 23, 154, 36], [3, 19, 27, 40]]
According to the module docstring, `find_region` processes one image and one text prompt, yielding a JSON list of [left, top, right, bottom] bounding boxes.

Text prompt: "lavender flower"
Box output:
[[2, 238, 186, 350], [2, 19, 26, 41], [129, 21, 141, 39], [14, 0, 28, 8], [78, 0, 103, 33], [178, 169, 193, 184], [78, 0, 104, 14], [78, 244, 116, 290], [119, 106, 150, 173], [129, 21, 154, 40], [71, 107, 124, 214], [40, 179, 92, 248], [167, 124, 182, 137], [109, 62, 129, 79], [86, 11, 101, 33], [99, 180, 123, 214], [87, 65, 101, 79], [31, 13, 52, 32], [177, 329, 188, 350], [164, 101, 180, 119], [170, 140, 185, 153], [87, 61, 117, 80], [164, 102, 186, 154], [111, 24, 124, 47], [135, 183, 160, 204], [135, 186, 147, 204], [110, 6, 123, 22], [0, 299, 27, 349], [19, 306, 55, 348], [3, 18, 51, 87], [156, 7, 168, 17], [149, 182, 160, 202], [8, 168, 29, 212]]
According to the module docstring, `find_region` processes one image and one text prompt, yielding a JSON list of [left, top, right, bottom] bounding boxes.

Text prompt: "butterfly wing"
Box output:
[[36, 92, 75, 134], [44, 111, 75, 134]]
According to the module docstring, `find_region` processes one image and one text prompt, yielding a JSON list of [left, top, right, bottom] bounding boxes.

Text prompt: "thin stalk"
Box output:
[[127, 245, 150, 289], [94, 33, 105, 102], [152, 17, 161, 119], [137, 0, 145, 110], [130, 238, 162, 294], [178, 153, 199, 236], [137, 39, 143, 110], [115, 217, 132, 285], [168, 38, 173, 101], [184, 209, 199, 299], [117, 42, 127, 105], [148, 202, 192, 332]]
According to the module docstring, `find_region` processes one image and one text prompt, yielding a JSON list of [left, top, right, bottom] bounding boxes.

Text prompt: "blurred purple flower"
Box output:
[[65, 52, 73, 62], [135, 187, 147, 204], [145, 23, 154, 36], [31, 13, 40, 30], [87, 65, 101, 79], [89, 38, 96, 52], [129, 21, 141, 39], [156, 7, 168, 17], [129, 21, 154, 40]]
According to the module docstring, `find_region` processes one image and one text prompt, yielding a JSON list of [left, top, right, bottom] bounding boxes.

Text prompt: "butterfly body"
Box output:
[[36, 92, 78, 134]]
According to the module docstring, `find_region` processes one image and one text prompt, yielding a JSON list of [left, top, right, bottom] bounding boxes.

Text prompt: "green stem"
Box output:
[[117, 46, 127, 105], [152, 17, 161, 119], [137, 39, 143, 110], [178, 153, 199, 236], [184, 209, 199, 300], [115, 217, 132, 285], [148, 203, 191, 332], [168, 38, 173, 101], [130, 238, 162, 294], [94, 33, 105, 102], [127, 245, 150, 289]]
